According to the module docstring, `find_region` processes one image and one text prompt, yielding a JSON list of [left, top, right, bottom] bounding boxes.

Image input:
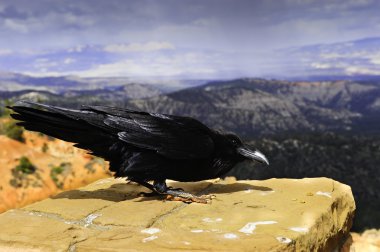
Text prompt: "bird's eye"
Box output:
[[226, 134, 240, 145]]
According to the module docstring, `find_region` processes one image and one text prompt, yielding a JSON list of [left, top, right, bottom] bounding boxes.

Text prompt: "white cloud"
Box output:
[[320, 53, 343, 59], [319, 51, 380, 66], [369, 54, 380, 65], [67, 45, 86, 53], [22, 70, 65, 77], [321, 51, 379, 59], [74, 52, 218, 78], [0, 49, 13, 55], [310, 61, 350, 70], [104, 41, 175, 53], [4, 19, 28, 33], [310, 62, 331, 69], [63, 58, 76, 64], [62, 13, 95, 27], [33, 58, 58, 69], [345, 66, 380, 75]]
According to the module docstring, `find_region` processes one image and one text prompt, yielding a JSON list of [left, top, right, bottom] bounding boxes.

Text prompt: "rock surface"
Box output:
[[0, 177, 355, 251]]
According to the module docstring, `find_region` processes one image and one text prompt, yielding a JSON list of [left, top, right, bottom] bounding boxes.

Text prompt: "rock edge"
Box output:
[[0, 177, 355, 251]]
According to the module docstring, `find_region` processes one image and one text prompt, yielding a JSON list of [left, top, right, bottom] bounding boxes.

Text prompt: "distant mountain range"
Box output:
[[0, 71, 208, 93], [2, 77, 380, 137], [0, 83, 163, 108], [124, 78, 379, 137]]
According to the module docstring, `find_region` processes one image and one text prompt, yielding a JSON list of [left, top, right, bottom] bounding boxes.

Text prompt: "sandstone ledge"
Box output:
[[0, 177, 355, 251]]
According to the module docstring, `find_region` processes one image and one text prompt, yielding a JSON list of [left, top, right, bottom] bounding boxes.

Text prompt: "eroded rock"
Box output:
[[0, 177, 355, 251]]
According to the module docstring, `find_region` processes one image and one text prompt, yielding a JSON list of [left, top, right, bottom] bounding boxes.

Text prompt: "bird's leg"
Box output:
[[131, 179, 160, 197], [153, 180, 213, 204]]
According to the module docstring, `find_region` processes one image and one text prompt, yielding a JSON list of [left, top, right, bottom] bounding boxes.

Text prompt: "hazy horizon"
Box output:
[[1, 0, 380, 79]]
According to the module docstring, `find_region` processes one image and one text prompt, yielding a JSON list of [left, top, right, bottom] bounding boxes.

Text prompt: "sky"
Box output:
[[0, 0, 379, 79]]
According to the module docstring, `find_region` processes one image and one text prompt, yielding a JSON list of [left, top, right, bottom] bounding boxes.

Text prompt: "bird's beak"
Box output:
[[237, 146, 269, 165]]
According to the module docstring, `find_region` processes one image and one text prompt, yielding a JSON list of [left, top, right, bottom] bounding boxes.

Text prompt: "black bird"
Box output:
[[9, 101, 268, 203]]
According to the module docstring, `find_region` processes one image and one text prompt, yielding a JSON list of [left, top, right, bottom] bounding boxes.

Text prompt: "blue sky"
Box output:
[[0, 0, 379, 79]]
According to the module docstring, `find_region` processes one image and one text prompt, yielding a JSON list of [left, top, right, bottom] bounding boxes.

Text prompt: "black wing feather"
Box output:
[[86, 105, 215, 159], [9, 102, 215, 162]]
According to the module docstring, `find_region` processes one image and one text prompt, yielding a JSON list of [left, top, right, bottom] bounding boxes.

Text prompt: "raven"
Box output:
[[9, 101, 268, 203]]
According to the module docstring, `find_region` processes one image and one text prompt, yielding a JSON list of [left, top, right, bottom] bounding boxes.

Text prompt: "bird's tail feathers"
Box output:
[[8, 101, 103, 144]]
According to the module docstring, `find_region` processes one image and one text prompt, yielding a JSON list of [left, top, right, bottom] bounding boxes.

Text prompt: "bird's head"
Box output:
[[225, 133, 269, 165]]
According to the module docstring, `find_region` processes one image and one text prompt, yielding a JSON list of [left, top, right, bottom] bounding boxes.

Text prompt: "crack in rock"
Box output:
[[68, 237, 88, 252], [146, 183, 215, 228], [20, 210, 114, 230]]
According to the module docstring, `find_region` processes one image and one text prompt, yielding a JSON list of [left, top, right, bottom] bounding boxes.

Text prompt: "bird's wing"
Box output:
[[10, 102, 215, 161], [9, 101, 145, 176], [85, 105, 215, 159]]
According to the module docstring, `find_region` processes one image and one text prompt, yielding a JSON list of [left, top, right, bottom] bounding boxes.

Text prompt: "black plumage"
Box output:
[[8, 101, 268, 203]]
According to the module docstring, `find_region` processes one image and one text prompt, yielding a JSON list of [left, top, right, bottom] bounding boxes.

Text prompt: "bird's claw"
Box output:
[[138, 191, 160, 197], [165, 193, 215, 204]]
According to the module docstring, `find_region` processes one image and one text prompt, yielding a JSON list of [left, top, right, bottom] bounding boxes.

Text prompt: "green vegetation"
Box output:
[[50, 162, 72, 189], [9, 156, 42, 188], [0, 99, 12, 118], [2, 121, 25, 142], [15, 157, 36, 174], [85, 157, 108, 174], [0, 100, 24, 142], [41, 143, 49, 153]]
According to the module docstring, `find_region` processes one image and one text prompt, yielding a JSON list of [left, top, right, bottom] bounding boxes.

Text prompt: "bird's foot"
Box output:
[[165, 189, 215, 204], [167, 186, 184, 191]]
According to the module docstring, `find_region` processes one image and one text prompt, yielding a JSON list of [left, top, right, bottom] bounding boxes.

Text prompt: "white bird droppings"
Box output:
[[239, 221, 277, 234], [224, 233, 238, 239], [316, 191, 332, 198], [191, 229, 204, 233], [84, 214, 101, 227], [289, 227, 309, 233], [276, 236, 292, 244], [183, 241, 191, 245], [141, 228, 160, 234], [142, 235, 158, 243]]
